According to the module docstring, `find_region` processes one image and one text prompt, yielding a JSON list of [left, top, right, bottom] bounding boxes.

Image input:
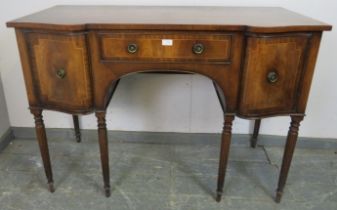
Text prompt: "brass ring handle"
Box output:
[[56, 69, 66, 79], [267, 71, 278, 83], [127, 43, 138, 54], [192, 43, 204, 55]]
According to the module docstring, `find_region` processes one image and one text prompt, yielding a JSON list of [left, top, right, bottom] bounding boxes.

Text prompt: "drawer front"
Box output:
[[239, 34, 310, 117], [26, 33, 92, 112], [99, 32, 232, 63]]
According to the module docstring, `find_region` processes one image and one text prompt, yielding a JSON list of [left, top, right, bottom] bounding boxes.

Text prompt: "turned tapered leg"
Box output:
[[72, 115, 81, 143], [216, 115, 235, 202], [250, 119, 261, 148], [95, 111, 111, 197], [275, 115, 304, 203], [30, 108, 55, 192]]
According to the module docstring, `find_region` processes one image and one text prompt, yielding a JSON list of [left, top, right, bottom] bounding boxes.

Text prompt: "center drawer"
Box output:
[[98, 32, 232, 63]]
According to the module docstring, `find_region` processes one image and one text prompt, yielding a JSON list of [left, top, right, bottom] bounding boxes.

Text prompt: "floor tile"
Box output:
[[0, 138, 336, 210]]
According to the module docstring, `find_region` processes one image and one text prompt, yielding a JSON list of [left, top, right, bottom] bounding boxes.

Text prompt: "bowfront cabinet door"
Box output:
[[239, 34, 311, 117], [25, 32, 93, 113]]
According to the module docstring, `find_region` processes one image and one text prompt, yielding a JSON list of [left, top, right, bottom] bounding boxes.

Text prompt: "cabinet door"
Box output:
[[239, 34, 310, 117], [26, 33, 93, 113]]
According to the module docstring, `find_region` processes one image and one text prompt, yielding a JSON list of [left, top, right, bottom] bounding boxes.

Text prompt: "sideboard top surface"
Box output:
[[7, 5, 332, 32]]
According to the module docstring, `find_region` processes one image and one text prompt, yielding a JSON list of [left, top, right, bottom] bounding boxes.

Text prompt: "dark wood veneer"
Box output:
[[239, 33, 311, 117], [98, 32, 233, 63], [7, 6, 332, 32], [25, 32, 93, 113], [7, 5, 331, 203]]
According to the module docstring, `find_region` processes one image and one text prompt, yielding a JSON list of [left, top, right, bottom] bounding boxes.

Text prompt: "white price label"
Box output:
[[162, 39, 173, 46]]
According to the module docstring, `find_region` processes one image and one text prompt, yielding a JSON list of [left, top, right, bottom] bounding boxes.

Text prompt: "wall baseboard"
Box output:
[[0, 128, 14, 152], [10, 127, 337, 149]]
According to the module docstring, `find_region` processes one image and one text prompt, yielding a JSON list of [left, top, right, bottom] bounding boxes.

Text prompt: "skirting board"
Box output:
[[10, 127, 337, 149], [0, 128, 14, 151]]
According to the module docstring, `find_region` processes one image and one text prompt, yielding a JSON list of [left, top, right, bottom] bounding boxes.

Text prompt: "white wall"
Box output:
[[0, 0, 336, 138]]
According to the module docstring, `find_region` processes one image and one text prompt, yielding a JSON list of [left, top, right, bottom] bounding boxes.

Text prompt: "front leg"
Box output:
[[275, 115, 304, 203], [216, 114, 235, 202], [95, 111, 111, 197], [30, 108, 55, 192]]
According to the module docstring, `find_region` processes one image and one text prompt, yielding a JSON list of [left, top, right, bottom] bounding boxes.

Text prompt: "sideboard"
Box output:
[[7, 5, 332, 202]]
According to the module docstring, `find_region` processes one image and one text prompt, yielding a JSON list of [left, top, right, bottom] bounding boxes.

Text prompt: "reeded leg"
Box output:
[[250, 119, 261, 148], [95, 111, 111, 197], [275, 115, 304, 203], [216, 114, 235, 202], [72, 115, 81, 143], [30, 108, 55, 193]]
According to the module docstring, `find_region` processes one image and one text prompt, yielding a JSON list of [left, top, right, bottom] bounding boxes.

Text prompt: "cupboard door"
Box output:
[[239, 34, 310, 117], [26, 33, 93, 113]]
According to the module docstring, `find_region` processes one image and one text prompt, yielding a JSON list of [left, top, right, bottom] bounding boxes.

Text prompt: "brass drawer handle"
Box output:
[[267, 71, 278, 83], [56, 69, 66, 79], [192, 43, 204, 55], [127, 43, 138, 54]]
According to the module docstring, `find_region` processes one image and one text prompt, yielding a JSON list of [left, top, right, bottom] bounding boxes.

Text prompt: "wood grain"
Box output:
[[99, 32, 232, 63], [7, 6, 332, 32], [25, 32, 93, 113], [239, 34, 310, 117]]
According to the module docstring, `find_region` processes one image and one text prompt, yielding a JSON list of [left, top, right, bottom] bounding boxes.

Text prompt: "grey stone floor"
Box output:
[[0, 135, 336, 210]]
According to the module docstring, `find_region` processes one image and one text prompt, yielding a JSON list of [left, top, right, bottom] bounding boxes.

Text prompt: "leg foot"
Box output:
[[216, 115, 234, 202], [48, 182, 55, 193], [73, 115, 81, 143], [105, 186, 111, 197], [275, 115, 304, 203], [75, 134, 81, 143], [216, 191, 222, 202], [275, 190, 282, 203], [250, 119, 261, 148]]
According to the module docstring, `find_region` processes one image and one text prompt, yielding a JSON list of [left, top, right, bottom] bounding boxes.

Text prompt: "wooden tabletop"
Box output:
[[7, 5, 332, 32]]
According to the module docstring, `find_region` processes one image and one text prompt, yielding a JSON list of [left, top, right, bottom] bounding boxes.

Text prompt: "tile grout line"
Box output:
[[260, 146, 276, 167], [169, 145, 177, 210]]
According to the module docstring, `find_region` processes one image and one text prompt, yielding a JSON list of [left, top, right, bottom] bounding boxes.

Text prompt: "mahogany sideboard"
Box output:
[[7, 6, 332, 203]]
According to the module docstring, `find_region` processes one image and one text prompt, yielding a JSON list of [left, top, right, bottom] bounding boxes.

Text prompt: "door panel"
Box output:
[[26, 32, 93, 113], [239, 34, 310, 117]]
